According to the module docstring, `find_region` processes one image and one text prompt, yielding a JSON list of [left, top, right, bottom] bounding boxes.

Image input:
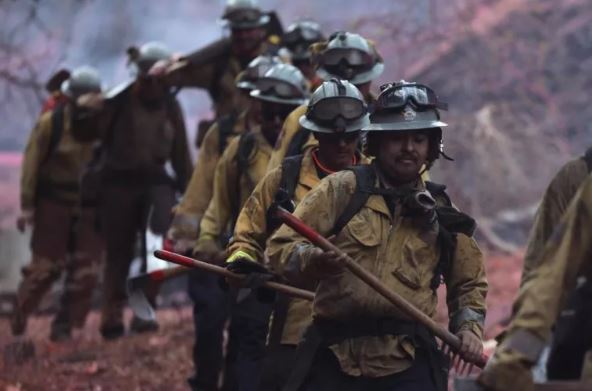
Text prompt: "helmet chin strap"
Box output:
[[440, 150, 454, 161]]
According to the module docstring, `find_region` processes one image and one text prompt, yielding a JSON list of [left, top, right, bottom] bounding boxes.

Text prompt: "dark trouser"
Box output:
[[258, 345, 298, 391], [99, 184, 175, 330], [14, 198, 103, 336], [188, 270, 230, 391], [225, 295, 273, 391], [301, 348, 438, 391], [187, 270, 273, 391]]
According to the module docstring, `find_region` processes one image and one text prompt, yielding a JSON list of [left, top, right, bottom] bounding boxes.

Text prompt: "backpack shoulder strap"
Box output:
[[43, 104, 65, 164], [285, 128, 311, 158], [217, 112, 239, 154], [236, 131, 257, 168], [425, 180, 477, 290], [582, 146, 592, 173], [266, 154, 305, 232], [278, 154, 305, 203], [330, 165, 376, 236]]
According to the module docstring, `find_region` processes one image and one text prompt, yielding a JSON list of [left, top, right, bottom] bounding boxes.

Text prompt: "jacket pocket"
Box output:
[[392, 266, 421, 290], [391, 236, 435, 290], [345, 214, 381, 247]]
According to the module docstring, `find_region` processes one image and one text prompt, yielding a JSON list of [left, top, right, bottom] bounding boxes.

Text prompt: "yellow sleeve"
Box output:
[[266, 172, 354, 283], [521, 158, 588, 285], [510, 176, 592, 339], [227, 166, 283, 263], [20, 113, 53, 210], [446, 234, 488, 339], [194, 137, 241, 253], [478, 177, 592, 391]]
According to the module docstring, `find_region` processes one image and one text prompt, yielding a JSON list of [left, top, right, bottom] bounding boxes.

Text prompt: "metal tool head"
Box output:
[[127, 274, 156, 322]]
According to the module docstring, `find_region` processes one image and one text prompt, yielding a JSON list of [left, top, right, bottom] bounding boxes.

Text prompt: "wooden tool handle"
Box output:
[[154, 250, 315, 302]]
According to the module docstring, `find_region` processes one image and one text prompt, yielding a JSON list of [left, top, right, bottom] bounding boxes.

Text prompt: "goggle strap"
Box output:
[[330, 78, 346, 96]]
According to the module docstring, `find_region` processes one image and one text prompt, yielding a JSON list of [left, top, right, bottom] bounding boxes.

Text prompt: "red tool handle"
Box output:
[[274, 207, 489, 368], [154, 250, 315, 302]]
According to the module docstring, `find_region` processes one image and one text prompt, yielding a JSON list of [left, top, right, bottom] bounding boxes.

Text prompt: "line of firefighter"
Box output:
[[12, 0, 486, 389], [11, 0, 592, 390]]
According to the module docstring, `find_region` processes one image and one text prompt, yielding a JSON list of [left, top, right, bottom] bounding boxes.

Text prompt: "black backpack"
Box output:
[[42, 104, 66, 164], [217, 111, 239, 155]]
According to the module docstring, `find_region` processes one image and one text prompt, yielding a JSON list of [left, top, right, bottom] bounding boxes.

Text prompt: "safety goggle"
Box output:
[[257, 78, 303, 99], [307, 97, 366, 124], [261, 103, 297, 121], [378, 83, 448, 110], [240, 64, 268, 83], [283, 24, 322, 45], [225, 9, 263, 26], [321, 48, 373, 68]]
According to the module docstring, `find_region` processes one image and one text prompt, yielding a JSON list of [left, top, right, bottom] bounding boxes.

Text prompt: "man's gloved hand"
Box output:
[[306, 248, 346, 279], [225, 252, 276, 303], [477, 349, 535, 391], [147, 59, 171, 77], [193, 235, 225, 265], [166, 212, 200, 254], [76, 92, 105, 111], [16, 209, 34, 233]]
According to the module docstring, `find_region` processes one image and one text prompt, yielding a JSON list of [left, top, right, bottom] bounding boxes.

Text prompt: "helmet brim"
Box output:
[[250, 89, 308, 106], [219, 14, 270, 29], [316, 62, 384, 85], [236, 80, 257, 91], [60, 80, 73, 98], [363, 120, 448, 132]]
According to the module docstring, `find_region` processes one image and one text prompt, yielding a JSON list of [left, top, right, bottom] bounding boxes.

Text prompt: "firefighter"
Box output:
[[164, 0, 281, 147], [267, 31, 384, 171], [478, 174, 592, 390], [167, 55, 281, 254], [73, 41, 192, 340], [225, 79, 371, 390], [281, 20, 324, 89], [189, 63, 309, 391], [180, 55, 281, 391], [267, 81, 487, 391], [11, 66, 104, 341]]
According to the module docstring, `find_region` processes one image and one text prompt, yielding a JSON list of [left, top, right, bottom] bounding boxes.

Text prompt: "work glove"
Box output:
[[306, 247, 346, 280], [477, 349, 534, 391], [16, 209, 34, 233], [166, 212, 200, 255], [225, 252, 276, 303]]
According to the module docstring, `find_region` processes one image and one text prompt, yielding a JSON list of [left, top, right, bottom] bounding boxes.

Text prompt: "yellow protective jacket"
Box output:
[[227, 149, 370, 345], [521, 156, 589, 286], [71, 85, 192, 190], [21, 104, 93, 210], [170, 111, 250, 241], [478, 174, 592, 391], [267, 166, 487, 377], [194, 125, 273, 254]]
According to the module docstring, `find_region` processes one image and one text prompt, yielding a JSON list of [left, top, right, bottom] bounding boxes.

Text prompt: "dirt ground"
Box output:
[[0, 250, 524, 391], [0, 308, 194, 391]]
